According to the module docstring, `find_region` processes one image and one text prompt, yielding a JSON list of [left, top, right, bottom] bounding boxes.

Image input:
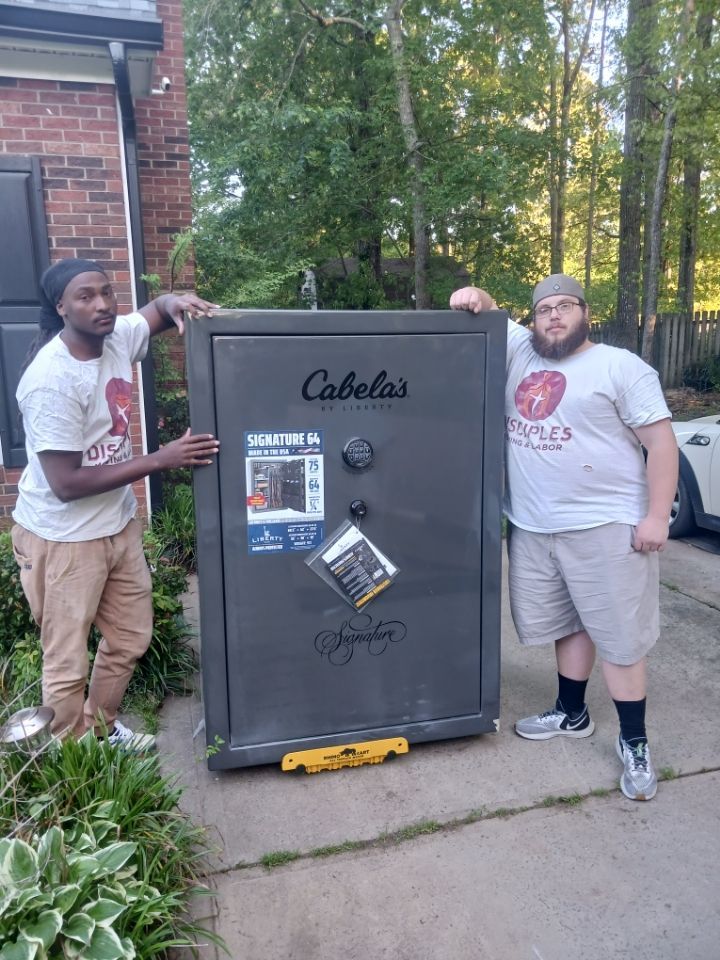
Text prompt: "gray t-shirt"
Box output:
[[13, 313, 150, 542], [505, 320, 671, 533]]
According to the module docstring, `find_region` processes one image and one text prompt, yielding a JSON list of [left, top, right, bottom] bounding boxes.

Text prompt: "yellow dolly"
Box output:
[[282, 737, 409, 774]]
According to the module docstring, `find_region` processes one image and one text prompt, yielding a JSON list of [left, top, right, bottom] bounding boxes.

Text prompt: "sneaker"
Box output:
[[515, 705, 595, 740], [616, 736, 657, 801], [106, 719, 157, 754]]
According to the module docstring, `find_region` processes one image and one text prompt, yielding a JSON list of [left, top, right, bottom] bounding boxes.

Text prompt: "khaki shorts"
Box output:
[[507, 522, 659, 665]]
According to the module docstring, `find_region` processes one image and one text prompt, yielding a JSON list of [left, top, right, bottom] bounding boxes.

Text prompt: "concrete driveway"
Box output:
[[158, 536, 720, 960]]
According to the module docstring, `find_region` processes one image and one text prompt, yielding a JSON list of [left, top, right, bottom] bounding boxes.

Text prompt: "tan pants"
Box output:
[[11, 519, 153, 737]]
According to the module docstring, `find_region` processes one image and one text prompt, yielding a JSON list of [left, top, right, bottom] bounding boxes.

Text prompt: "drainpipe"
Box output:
[[109, 40, 162, 512]]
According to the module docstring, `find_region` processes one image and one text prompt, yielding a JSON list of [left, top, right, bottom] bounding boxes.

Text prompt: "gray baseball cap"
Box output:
[[533, 274, 585, 307]]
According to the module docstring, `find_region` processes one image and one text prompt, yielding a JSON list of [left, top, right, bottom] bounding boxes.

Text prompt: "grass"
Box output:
[[557, 793, 584, 806], [395, 819, 442, 841], [260, 849, 301, 869], [311, 840, 366, 858]]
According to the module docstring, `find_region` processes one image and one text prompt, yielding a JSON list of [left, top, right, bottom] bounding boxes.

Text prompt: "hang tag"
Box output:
[[305, 520, 399, 610]]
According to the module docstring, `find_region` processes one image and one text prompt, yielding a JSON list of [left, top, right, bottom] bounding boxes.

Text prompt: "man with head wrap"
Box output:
[[11, 259, 220, 750], [451, 275, 678, 801]]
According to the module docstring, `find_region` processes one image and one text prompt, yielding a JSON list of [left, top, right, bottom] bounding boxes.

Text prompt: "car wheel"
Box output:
[[669, 475, 696, 539]]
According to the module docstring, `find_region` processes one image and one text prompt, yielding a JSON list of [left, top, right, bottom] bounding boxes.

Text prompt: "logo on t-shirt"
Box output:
[[105, 378, 133, 437], [515, 370, 566, 421]]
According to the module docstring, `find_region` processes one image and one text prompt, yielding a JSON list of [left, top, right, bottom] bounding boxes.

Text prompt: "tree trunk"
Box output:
[[641, 106, 677, 364], [678, 155, 701, 315], [550, 0, 596, 274], [584, 0, 608, 292], [386, 0, 430, 309], [615, 0, 654, 352], [641, 0, 694, 364], [548, 70, 560, 272], [677, 8, 713, 314]]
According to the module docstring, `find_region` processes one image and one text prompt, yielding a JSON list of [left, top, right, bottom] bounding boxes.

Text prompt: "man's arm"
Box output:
[[632, 418, 679, 552], [38, 429, 219, 502], [140, 293, 220, 337]]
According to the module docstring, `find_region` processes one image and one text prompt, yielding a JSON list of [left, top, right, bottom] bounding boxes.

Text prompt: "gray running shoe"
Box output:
[[616, 736, 657, 801], [515, 705, 595, 740]]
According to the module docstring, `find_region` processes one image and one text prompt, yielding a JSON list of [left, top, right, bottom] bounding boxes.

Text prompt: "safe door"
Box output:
[[188, 310, 506, 769]]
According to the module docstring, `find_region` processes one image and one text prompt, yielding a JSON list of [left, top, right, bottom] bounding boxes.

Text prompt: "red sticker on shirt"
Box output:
[[105, 378, 133, 436], [514, 370, 566, 421]]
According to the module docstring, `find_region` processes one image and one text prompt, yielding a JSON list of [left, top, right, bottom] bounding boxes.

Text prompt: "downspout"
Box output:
[[109, 40, 162, 513]]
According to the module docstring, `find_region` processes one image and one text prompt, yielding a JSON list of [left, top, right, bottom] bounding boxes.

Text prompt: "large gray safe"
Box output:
[[187, 310, 507, 770]]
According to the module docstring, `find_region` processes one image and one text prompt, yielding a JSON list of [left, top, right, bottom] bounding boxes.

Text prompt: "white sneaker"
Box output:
[[106, 719, 156, 753], [616, 736, 657, 801], [515, 704, 595, 740]]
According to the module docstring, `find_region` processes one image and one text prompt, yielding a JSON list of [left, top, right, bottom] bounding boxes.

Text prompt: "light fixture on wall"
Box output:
[[151, 76, 171, 94]]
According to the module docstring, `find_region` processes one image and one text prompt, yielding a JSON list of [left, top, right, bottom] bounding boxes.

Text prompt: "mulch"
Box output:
[[664, 388, 720, 420]]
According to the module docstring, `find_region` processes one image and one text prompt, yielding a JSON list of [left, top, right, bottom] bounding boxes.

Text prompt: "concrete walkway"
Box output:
[[157, 537, 720, 960]]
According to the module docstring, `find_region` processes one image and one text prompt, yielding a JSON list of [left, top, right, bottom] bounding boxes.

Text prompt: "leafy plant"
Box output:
[[149, 485, 197, 572], [0, 733, 225, 957], [140, 272, 162, 300], [0, 823, 139, 959], [204, 735, 225, 760], [0, 534, 38, 661], [683, 355, 720, 393], [157, 392, 190, 451], [167, 229, 195, 293], [0, 637, 42, 712]]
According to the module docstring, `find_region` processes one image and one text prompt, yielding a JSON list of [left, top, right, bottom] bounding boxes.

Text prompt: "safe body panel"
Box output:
[[187, 310, 506, 769]]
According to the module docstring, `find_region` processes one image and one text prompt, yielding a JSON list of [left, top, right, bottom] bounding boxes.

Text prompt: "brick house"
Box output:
[[0, 0, 194, 525]]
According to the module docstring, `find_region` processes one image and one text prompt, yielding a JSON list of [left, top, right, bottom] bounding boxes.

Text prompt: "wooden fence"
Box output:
[[589, 311, 720, 387]]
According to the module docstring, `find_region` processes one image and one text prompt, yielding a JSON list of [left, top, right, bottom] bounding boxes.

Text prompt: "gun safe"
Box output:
[[187, 309, 507, 770]]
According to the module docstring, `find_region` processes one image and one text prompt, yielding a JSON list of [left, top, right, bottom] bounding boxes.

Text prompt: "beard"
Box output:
[[532, 317, 590, 359]]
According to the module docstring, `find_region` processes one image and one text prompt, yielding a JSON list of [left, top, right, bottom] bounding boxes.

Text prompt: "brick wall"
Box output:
[[0, 76, 139, 526], [135, 0, 194, 385], [0, 0, 194, 526], [136, 0, 194, 294]]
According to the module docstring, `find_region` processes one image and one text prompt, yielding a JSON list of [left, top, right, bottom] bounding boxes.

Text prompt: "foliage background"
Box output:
[[181, 0, 720, 322]]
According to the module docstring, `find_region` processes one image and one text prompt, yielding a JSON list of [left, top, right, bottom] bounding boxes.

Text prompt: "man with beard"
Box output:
[[450, 274, 678, 801], [12, 258, 220, 750]]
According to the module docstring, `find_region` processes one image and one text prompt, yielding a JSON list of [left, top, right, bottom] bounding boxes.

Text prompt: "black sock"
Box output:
[[613, 698, 647, 744], [556, 674, 589, 717]]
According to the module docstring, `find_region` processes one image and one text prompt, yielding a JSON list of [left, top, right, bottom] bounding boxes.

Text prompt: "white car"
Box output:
[[670, 414, 720, 538]]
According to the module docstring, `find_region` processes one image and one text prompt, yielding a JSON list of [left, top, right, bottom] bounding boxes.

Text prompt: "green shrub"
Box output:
[[0, 733, 224, 957], [156, 393, 190, 450], [682, 355, 720, 392], [0, 533, 38, 660], [149, 485, 197, 572]]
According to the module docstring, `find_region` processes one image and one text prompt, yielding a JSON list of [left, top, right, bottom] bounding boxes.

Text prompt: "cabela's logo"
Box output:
[[302, 369, 408, 402], [314, 614, 407, 666]]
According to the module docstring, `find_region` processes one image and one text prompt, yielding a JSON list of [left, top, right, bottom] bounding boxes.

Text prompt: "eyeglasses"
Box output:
[[534, 300, 580, 319]]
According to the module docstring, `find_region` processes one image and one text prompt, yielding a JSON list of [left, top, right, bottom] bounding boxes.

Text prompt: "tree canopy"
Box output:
[[183, 0, 720, 321]]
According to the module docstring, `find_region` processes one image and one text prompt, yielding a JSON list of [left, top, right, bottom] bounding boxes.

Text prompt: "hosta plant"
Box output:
[[0, 735, 225, 958], [0, 820, 140, 959]]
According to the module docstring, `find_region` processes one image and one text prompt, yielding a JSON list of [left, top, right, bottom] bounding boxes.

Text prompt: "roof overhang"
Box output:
[[0, 3, 163, 95]]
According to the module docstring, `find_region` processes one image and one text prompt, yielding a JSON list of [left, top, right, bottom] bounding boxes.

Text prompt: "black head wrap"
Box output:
[[38, 258, 108, 332]]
